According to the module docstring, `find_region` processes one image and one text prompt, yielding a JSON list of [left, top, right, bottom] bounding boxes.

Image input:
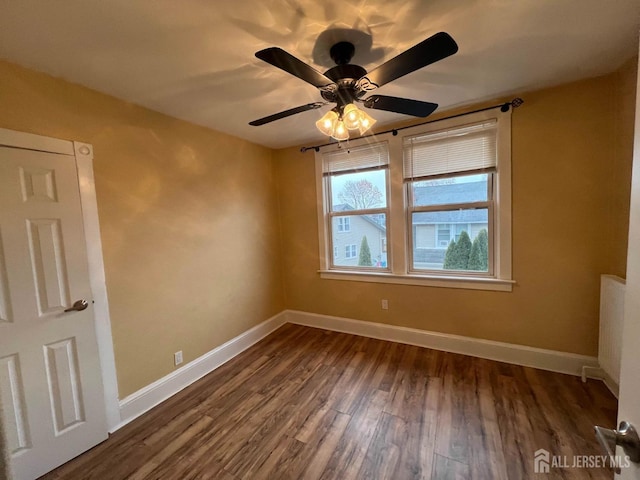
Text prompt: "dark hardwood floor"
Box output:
[[41, 324, 617, 480]]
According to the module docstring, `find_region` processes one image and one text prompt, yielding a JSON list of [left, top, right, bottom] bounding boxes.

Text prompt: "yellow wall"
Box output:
[[275, 68, 637, 356], [0, 60, 285, 397]]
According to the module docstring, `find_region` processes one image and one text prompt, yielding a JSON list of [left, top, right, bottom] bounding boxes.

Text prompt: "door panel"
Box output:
[[0, 354, 30, 455], [27, 218, 70, 315], [19, 166, 58, 204], [44, 337, 85, 435], [0, 146, 107, 479], [0, 229, 11, 323]]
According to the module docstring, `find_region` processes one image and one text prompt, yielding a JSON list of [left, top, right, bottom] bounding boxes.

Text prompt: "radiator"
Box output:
[[598, 274, 626, 390]]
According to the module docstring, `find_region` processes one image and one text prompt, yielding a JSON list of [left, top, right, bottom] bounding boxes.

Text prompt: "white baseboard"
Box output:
[[115, 309, 600, 433], [284, 310, 599, 377], [581, 366, 619, 398], [115, 311, 287, 432]]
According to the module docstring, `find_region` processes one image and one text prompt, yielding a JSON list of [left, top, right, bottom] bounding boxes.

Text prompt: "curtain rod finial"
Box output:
[[511, 97, 524, 108]]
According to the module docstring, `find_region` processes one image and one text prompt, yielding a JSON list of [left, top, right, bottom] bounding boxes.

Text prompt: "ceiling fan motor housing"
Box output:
[[322, 42, 368, 107], [329, 41, 355, 65]]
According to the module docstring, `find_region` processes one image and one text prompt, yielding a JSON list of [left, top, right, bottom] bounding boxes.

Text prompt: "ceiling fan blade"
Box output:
[[256, 48, 336, 90], [363, 95, 438, 117], [249, 102, 325, 126], [357, 32, 458, 92]]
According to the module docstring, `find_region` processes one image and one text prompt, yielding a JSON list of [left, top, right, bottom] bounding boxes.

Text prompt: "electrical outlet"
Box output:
[[381, 299, 389, 310], [174, 351, 183, 366]]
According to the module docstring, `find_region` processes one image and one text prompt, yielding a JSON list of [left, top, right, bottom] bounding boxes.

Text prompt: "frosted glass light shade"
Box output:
[[316, 110, 338, 136], [343, 104, 361, 130], [332, 120, 349, 141], [358, 110, 377, 135], [315, 106, 375, 141]]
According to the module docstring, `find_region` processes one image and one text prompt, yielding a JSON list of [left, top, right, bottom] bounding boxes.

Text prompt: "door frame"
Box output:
[[0, 127, 120, 431]]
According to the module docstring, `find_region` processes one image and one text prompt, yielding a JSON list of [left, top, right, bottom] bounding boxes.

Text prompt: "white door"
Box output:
[[0, 145, 108, 479], [617, 44, 640, 480]]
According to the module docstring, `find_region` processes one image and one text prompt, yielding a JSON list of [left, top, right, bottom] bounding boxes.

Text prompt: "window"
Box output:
[[405, 121, 496, 274], [334, 246, 338, 258], [437, 224, 451, 247], [315, 108, 512, 291], [345, 244, 357, 258], [320, 142, 390, 270], [337, 217, 350, 232]]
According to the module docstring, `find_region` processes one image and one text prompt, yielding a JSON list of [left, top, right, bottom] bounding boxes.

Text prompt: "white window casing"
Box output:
[[318, 142, 391, 272], [315, 107, 513, 291]]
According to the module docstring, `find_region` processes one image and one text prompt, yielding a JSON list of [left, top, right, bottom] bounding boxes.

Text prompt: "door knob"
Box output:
[[64, 299, 89, 312], [594, 421, 640, 473]]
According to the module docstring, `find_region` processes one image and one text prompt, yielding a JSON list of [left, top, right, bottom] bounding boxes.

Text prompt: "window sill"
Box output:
[[318, 270, 515, 292]]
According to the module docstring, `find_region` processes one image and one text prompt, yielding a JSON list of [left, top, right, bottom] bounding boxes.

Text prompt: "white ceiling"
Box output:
[[1, 0, 638, 149]]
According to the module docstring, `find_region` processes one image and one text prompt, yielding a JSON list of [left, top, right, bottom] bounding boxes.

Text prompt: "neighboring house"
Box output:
[[332, 204, 387, 267], [412, 181, 488, 266], [333, 181, 488, 268]]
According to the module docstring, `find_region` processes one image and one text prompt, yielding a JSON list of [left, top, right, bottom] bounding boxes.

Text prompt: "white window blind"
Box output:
[[323, 142, 389, 174], [403, 120, 497, 179]]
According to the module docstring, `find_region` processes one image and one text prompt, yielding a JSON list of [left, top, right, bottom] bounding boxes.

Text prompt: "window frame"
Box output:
[[435, 222, 478, 247], [344, 244, 357, 259], [314, 108, 513, 291], [320, 141, 391, 273], [437, 223, 452, 248], [337, 217, 351, 233]]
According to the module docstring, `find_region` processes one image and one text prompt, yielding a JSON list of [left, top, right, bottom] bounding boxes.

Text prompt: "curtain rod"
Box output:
[[300, 97, 524, 153]]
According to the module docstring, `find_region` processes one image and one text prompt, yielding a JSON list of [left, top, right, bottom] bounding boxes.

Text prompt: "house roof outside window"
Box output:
[[413, 181, 488, 224]]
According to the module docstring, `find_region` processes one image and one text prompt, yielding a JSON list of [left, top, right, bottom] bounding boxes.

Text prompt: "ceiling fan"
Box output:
[[249, 32, 458, 140]]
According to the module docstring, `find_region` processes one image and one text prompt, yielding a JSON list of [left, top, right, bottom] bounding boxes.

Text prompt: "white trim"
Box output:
[[0, 127, 74, 156], [315, 153, 329, 270], [318, 270, 515, 292], [285, 310, 596, 376], [495, 110, 513, 281], [581, 366, 619, 398], [73, 142, 121, 431], [116, 312, 287, 431]]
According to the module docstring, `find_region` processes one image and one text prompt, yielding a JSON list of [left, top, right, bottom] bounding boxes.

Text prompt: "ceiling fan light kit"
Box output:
[[250, 31, 459, 142], [315, 103, 377, 140], [357, 109, 376, 135], [343, 103, 361, 129], [315, 109, 339, 136], [332, 118, 349, 141]]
